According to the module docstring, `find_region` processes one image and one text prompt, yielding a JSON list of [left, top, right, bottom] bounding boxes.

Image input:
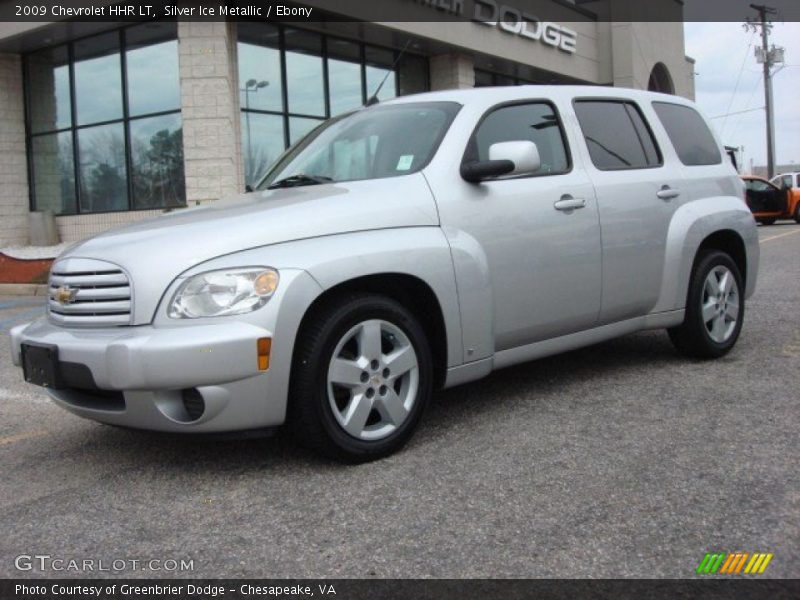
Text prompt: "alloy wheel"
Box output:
[[701, 265, 740, 344], [327, 319, 419, 441]]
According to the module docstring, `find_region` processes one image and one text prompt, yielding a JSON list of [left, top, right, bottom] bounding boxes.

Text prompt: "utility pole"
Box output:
[[745, 4, 782, 179]]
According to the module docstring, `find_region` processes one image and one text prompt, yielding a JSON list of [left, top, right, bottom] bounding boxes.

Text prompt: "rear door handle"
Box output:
[[657, 186, 681, 200], [554, 196, 587, 211]]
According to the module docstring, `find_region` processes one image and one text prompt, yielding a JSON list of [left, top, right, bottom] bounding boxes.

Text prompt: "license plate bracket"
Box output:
[[21, 343, 64, 389]]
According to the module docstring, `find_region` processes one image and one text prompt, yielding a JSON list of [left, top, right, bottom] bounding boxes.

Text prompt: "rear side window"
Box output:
[[574, 100, 661, 170], [466, 102, 570, 176], [652, 102, 722, 166]]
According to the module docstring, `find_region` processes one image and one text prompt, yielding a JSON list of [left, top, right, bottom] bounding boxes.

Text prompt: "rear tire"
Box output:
[[668, 250, 744, 359], [794, 203, 800, 224], [288, 294, 433, 463], [757, 217, 776, 225]]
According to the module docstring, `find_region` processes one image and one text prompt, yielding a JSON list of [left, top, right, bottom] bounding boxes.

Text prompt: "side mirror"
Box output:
[[461, 141, 541, 183]]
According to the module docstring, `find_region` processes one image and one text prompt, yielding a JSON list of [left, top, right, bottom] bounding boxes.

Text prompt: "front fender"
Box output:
[[654, 196, 759, 313], [199, 228, 466, 369]]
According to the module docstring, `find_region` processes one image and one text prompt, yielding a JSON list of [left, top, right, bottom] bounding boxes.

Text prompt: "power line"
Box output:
[[720, 30, 756, 138], [726, 76, 764, 138], [710, 106, 765, 119]]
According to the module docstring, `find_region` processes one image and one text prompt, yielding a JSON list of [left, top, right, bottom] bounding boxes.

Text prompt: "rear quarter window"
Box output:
[[652, 102, 722, 166], [573, 100, 661, 170]]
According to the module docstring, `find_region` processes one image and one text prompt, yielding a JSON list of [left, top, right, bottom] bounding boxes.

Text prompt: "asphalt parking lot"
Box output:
[[1, 223, 798, 579]]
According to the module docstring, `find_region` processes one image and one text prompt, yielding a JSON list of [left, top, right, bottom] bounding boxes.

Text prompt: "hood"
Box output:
[[57, 174, 438, 323]]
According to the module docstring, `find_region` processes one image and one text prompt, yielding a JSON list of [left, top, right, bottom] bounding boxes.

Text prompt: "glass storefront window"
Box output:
[[240, 112, 286, 186], [365, 46, 396, 102], [74, 32, 123, 126], [238, 25, 429, 188], [284, 29, 325, 117], [25, 23, 184, 215], [397, 53, 429, 96], [238, 28, 283, 113], [78, 123, 128, 212], [130, 113, 185, 209], [289, 116, 324, 146], [126, 23, 181, 116], [474, 69, 536, 87], [327, 39, 362, 116]]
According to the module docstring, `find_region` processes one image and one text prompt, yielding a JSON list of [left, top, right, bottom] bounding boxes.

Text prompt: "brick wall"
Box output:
[[178, 21, 244, 206], [55, 210, 165, 244], [0, 53, 30, 246], [430, 53, 475, 91]]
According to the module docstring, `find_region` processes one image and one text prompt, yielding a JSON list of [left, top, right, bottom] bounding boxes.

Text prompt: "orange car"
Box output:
[[742, 175, 800, 225]]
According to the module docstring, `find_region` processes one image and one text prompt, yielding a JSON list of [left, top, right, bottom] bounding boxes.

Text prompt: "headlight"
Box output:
[[168, 267, 279, 319]]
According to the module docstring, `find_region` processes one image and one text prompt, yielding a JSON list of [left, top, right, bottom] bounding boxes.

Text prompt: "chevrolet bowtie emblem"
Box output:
[[54, 285, 78, 305]]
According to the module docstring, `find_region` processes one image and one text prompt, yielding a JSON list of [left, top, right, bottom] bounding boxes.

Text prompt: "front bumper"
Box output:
[[10, 318, 281, 433]]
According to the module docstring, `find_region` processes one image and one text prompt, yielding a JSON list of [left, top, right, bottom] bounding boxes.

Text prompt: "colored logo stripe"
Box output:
[[698, 552, 773, 575], [697, 553, 726, 574], [744, 553, 774, 574]]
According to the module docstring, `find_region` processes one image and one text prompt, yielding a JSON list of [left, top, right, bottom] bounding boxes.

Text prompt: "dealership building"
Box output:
[[0, 0, 694, 247]]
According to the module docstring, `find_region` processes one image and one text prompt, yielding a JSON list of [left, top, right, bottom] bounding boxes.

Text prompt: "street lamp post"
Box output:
[[241, 79, 269, 186]]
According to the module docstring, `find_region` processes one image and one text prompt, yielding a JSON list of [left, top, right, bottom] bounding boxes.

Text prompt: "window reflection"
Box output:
[[130, 114, 184, 209], [78, 123, 128, 212], [365, 47, 396, 102], [289, 116, 324, 146], [26, 26, 183, 215], [328, 39, 363, 115], [27, 45, 71, 133], [238, 40, 283, 112], [32, 132, 76, 214], [397, 54, 429, 96], [126, 23, 180, 116], [74, 32, 123, 126], [284, 29, 325, 117], [237, 27, 430, 189], [241, 112, 285, 187]]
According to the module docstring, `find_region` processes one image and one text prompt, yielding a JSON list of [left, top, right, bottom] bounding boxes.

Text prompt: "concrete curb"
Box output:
[[0, 283, 48, 296]]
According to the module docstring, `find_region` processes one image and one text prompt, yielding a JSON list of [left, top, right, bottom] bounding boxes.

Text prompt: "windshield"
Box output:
[[257, 101, 461, 190]]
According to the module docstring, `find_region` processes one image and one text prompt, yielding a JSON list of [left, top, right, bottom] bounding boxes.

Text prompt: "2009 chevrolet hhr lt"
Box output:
[[11, 86, 759, 462]]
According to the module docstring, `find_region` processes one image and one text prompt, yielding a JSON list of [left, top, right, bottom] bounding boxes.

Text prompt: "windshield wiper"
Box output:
[[267, 173, 333, 190]]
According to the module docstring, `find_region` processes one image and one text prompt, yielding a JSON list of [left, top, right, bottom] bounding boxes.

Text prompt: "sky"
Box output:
[[685, 21, 800, 172]]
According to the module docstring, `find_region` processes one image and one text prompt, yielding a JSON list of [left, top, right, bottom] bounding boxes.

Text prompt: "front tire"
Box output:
[[794, 203, 800, 224], [757, 217, 776, 225], [289, 294, 433, 462], [668, 250, 744, 359]]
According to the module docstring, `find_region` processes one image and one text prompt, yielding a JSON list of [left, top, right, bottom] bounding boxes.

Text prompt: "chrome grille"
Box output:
[[48, 258, 132, 327]]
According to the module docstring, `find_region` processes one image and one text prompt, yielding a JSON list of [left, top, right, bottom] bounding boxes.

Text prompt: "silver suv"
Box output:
[[11, 86, 759, 462]]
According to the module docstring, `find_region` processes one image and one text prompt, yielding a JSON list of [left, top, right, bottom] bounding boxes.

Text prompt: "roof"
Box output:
[[384, 85, 695, 108]]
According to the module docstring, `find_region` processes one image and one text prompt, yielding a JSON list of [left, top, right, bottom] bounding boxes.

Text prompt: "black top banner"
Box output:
[[3, 579, 800, 600], [0, 0, 799, 23]]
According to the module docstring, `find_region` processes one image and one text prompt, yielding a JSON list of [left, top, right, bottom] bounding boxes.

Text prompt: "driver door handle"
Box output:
[[657, 186, 681, 200], [554, 196, 587, 211]]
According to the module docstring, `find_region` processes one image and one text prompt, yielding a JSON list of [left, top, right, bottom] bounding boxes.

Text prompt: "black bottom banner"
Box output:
[[2, 579, 799, 600]]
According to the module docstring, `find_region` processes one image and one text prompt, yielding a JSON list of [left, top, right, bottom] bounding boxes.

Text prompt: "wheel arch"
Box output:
[[696, 229, 748, 287], [292, 273, 450, 390], [654, 197, 759, 312]]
